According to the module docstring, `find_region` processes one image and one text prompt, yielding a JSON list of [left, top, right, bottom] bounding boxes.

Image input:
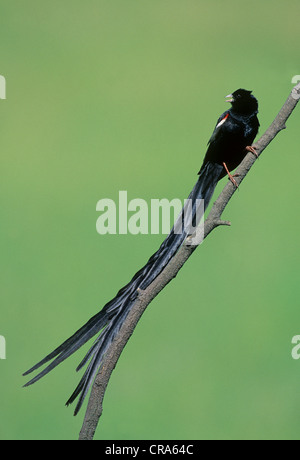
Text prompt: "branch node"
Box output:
[[216, 219, 231, 227]]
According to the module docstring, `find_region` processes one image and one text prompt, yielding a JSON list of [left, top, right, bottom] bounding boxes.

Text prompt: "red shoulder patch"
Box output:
[[216, 113, 229, 128]]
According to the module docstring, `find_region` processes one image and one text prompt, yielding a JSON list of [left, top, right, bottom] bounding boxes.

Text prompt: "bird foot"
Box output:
[[227, 173, 239, 188], [246, 145, 258, 158], [223, 162, 239, 188]]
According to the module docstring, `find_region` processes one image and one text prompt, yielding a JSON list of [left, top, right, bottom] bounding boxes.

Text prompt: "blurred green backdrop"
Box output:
[[0, 0, 299, 440]]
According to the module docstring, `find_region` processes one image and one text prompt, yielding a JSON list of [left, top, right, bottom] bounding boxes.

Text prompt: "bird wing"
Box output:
[[207, 110, 230, 145]]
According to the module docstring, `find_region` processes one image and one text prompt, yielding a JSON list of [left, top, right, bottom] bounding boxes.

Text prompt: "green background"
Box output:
[[0, 0, 299, 440]]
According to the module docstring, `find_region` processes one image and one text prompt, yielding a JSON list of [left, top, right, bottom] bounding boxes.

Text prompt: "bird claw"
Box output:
[[227, 174, 239, 188], [246, 145, 258, 158], [223, 162, 239, 189]]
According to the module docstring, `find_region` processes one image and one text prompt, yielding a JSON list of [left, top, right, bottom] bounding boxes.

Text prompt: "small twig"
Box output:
[[79, 83, 300, 440], [216, 220, 231, 227]]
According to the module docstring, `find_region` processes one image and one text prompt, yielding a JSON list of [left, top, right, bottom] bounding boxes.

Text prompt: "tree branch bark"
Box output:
[[78, 83, 300, 440]]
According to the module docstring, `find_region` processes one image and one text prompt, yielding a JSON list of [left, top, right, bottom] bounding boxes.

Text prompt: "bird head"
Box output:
[[226, 89, 258, 114]]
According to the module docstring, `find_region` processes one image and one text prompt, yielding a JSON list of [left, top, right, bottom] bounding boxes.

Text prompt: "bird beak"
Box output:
[[225, 94, 234, 103]]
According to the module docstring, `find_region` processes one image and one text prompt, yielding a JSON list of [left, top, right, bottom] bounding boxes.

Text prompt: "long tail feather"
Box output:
[[23, 162, 223, 413]]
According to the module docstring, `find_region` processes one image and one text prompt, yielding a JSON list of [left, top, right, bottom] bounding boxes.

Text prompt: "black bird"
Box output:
[[23, 88, 259, 414], [198, 88, 259, 186]]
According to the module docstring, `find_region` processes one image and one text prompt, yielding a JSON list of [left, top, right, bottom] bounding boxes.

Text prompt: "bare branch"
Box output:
[[78, 83, 300, 440]]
